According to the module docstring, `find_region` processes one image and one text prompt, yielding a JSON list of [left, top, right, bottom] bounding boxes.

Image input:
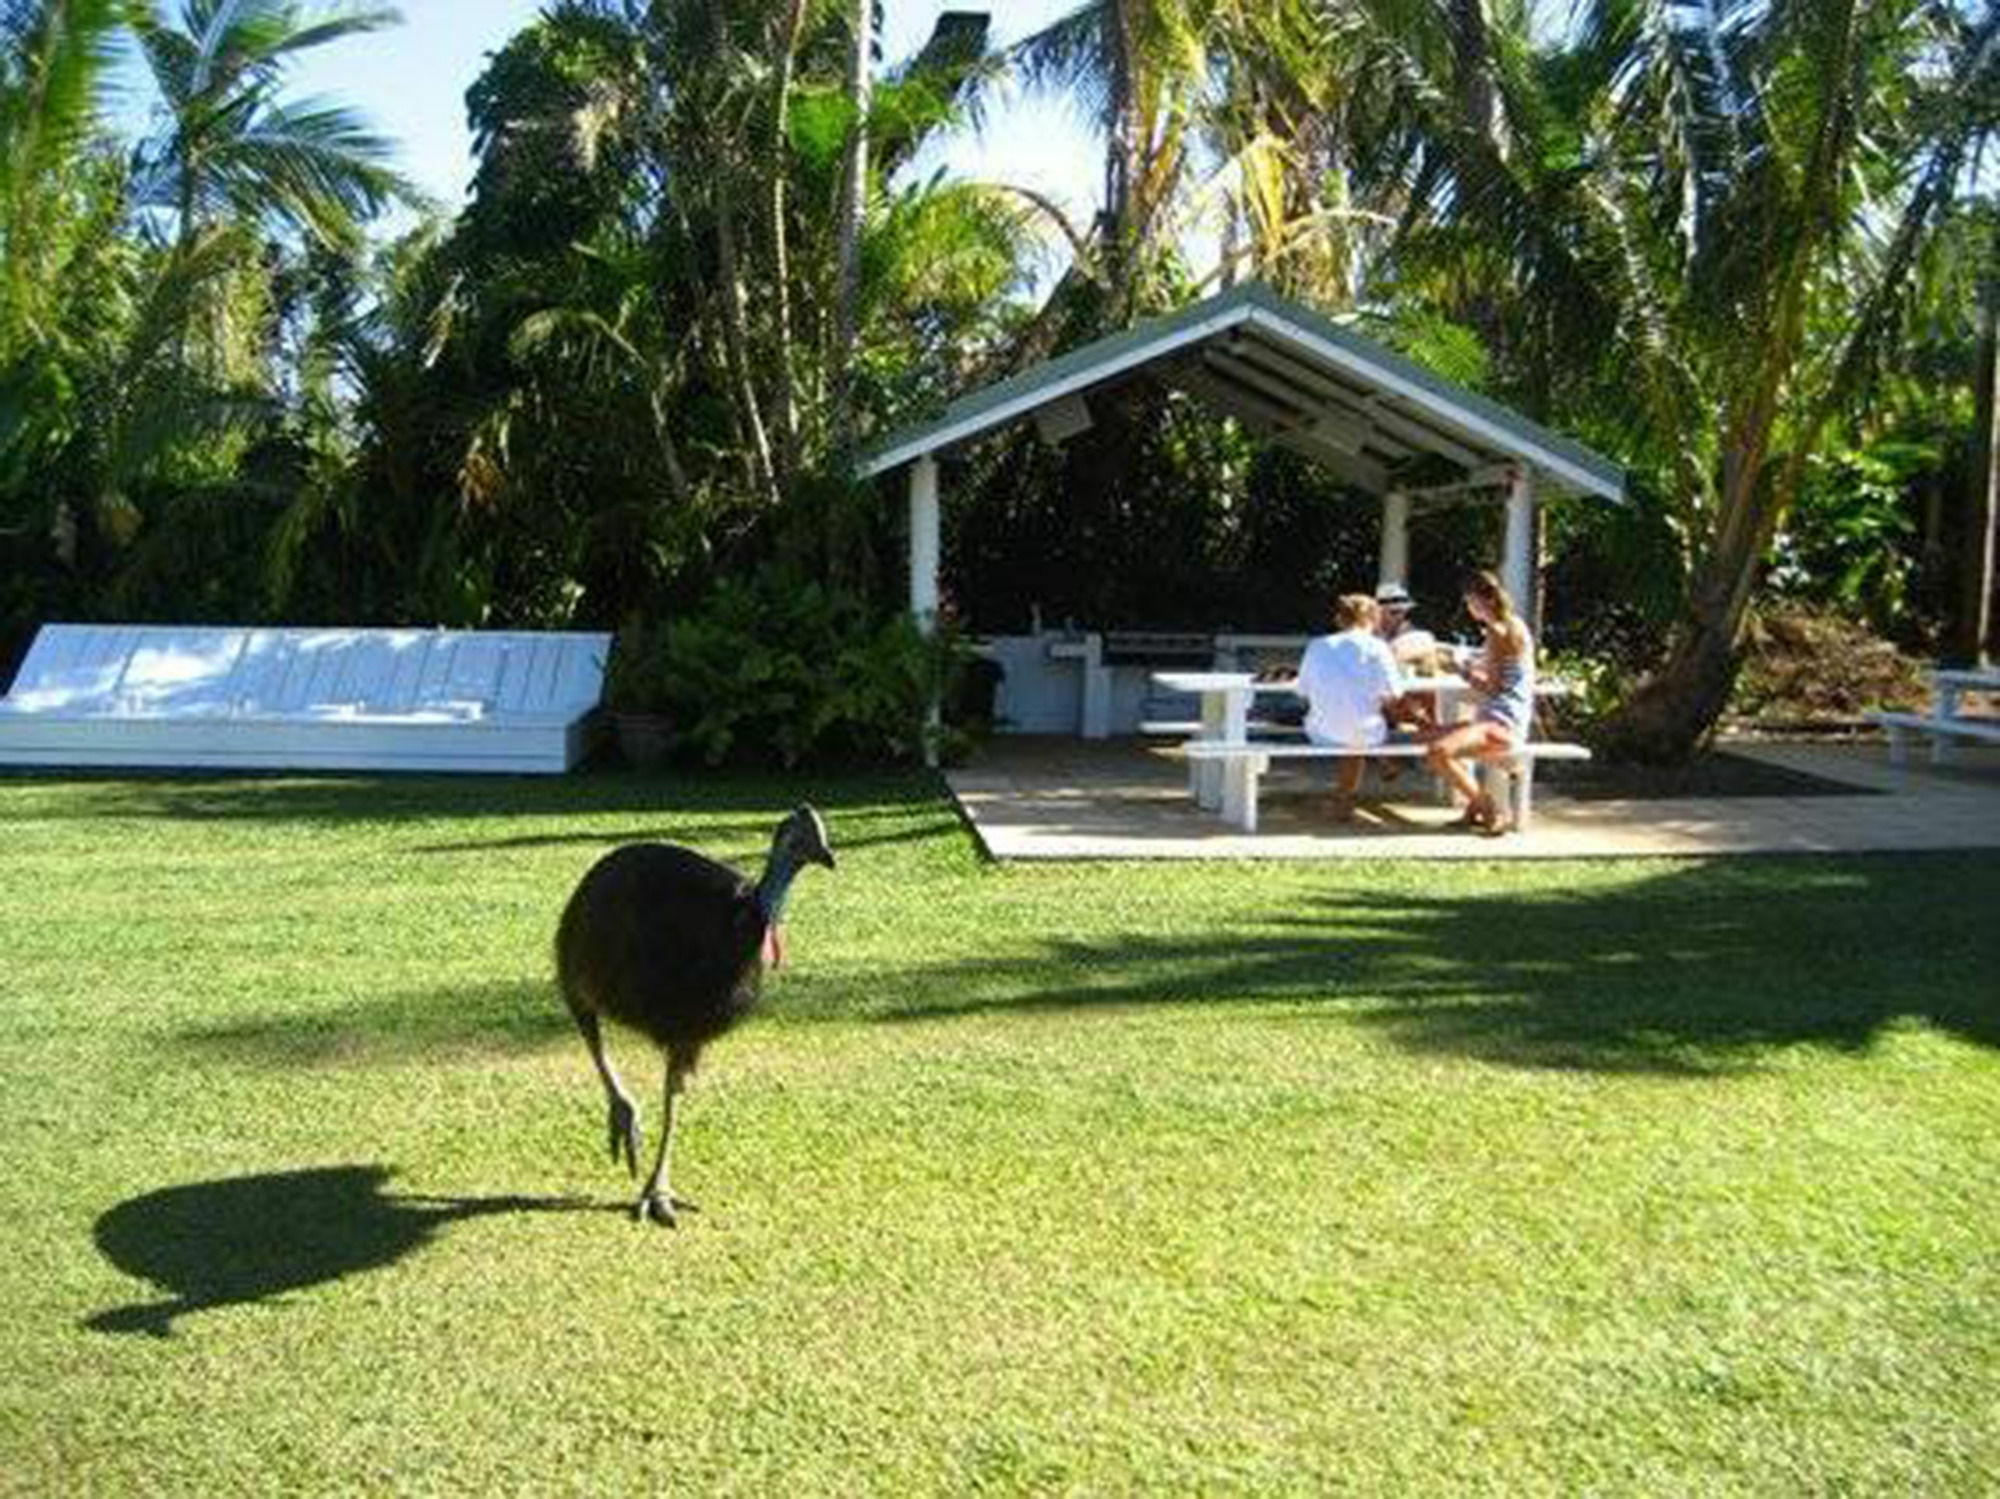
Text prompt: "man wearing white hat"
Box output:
[[1375, 581, 1440, 671]]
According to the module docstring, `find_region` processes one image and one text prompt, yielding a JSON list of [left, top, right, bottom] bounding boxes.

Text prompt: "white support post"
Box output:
[[909, 455, 942, 765], [1502, 466, 1536, 623], [909, 454, 940, 631], [1379, 489, 1411, 588], [1079, 632, 1111, 740]]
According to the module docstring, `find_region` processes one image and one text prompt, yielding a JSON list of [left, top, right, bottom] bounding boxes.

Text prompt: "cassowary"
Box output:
[[556, 805, 835, 1225]]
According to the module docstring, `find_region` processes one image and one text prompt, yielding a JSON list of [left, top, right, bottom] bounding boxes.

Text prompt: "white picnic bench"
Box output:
[[1151, 670, 1589, 833], [1180, 738, 1591, 833], [1870, 667, 2000, 764]]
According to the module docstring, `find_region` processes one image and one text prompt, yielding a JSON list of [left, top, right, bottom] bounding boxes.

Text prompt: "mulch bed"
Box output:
[[1538, 749, 1880, 800]]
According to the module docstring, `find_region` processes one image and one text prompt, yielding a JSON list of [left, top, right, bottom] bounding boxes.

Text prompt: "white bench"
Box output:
[[1869, 710, 2000, 765], [1178, 739, 1592, 833], [1136, 720, 1305, 737]]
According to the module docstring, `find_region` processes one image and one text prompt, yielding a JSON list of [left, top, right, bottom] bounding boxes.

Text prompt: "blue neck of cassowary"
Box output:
[[755, 845, 805, 926]]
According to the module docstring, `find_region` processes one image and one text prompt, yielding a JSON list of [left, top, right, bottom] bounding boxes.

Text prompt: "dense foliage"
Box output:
[[2, 0, 1995, 761]]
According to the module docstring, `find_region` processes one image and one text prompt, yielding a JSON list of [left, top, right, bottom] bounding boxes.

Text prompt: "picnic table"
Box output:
[[1871, 666, 2000, 764], [1151, 669, 1583, 831]]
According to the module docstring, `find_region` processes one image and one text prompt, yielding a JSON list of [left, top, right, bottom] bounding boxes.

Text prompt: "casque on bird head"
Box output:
[[779, 804, 836, 870]]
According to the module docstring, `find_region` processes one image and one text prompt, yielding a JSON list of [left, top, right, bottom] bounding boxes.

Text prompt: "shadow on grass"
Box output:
[[4, 768, 947, 829], [408, 816, 955, 858], [844, 853, 2000, 1074], [178, 980, 573, 1069], [169, 855, 2000, 1080], [85, 1166, 614, 1338]]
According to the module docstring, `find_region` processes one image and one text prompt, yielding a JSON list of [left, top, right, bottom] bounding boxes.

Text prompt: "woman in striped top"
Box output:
[[1424, 570, 1536, 834]]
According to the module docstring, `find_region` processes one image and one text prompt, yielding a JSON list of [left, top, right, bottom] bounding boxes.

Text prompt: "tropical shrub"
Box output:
[[610, 565, 963, 768]]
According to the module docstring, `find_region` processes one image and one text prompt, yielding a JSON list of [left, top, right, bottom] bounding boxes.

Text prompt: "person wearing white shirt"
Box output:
[[1295, 593, 1411, 819]]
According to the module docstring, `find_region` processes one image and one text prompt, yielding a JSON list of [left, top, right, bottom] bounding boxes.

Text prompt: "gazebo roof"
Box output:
[[859, 281, 1624, 502]]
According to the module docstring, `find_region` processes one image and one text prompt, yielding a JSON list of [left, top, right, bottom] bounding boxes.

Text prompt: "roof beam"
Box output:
[[1174, 364, 1306, 434], [1200, 349, 1319, 424], [1227, 333, 1487, 469], [1273, 429, 1390, 492], [856, 296, 1260, 476], [1308, 407, 1379, 456], [1363, 402, 1488, 471], [1242, 304, 1620, 499]]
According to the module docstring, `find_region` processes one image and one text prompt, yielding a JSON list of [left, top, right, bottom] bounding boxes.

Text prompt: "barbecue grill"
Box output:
[[1099, 630, 1216, 667]]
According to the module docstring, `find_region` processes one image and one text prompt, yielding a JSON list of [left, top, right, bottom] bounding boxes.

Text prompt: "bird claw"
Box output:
[[633, 1191, 696, 1228], [608, 1097, 641, 1178]]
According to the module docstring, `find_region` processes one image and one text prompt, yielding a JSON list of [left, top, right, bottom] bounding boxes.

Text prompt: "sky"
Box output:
[[119, 1, 1101, 228]]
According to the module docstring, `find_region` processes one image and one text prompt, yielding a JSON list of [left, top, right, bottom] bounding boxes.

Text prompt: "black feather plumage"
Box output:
[[556, 843, 767, 1073], [553, 805, 834, 1226]]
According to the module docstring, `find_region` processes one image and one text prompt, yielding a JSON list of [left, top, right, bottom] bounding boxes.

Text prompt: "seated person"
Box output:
[[1375, 580, 1442, 674], [1424, 569, 1536, 833], [1296, 593, 1422, 819]]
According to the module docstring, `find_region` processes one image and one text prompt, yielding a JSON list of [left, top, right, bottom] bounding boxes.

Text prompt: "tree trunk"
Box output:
[[712, 181, 780, 507], [1956, 281, 1998, 665], [1599, 400, 1782, 762], [1100, 0, 1139, 321], [765, 0, 807, 483], [1597, 549, 1754, 763], [646, 382, 692, 507], [1448, 0, 1503, 157], [832, 0, 873, 463]]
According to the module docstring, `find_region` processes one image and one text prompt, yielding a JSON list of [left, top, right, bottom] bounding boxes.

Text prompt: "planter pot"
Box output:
[[611, 711, 674, 768]]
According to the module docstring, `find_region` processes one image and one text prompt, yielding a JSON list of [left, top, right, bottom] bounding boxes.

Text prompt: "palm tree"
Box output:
[[0, 0, 127, 356], [128, 0, 411, 250], [0, 0, 129, 560], [1004, 0, 1208, 315], [1372, 0, 2000, 758]]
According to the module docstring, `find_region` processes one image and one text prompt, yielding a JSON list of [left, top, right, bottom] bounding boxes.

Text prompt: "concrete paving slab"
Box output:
[[945, 737, 2000, 861]]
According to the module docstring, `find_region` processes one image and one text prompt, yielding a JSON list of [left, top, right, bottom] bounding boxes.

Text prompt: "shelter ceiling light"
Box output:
[[1032, 394, 1094, 447]]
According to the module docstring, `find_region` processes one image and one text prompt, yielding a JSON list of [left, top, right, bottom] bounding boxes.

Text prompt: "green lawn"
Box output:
[[1, 770, 1995, 1494]]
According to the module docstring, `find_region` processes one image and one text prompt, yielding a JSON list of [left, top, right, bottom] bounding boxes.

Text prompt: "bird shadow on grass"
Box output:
[[84, 1165, 616, 1338], [177, 980, 571, 1069], [848, 852, 2000, 1075]]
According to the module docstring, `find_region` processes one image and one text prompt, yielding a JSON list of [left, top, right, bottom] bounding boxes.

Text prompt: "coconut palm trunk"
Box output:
[[832, 0, 873, 461], [712, 179, 780, 507], [764, 0, 808, 481]]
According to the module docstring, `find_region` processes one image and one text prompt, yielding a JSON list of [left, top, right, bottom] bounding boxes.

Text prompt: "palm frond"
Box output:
[[1003, 2, 1113, 127], [205, 95, 412, 241], [0, 0, 125, 224]]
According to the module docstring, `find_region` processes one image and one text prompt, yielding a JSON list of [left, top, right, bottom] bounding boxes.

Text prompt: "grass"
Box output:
[[0, 768, 1995, 1494]]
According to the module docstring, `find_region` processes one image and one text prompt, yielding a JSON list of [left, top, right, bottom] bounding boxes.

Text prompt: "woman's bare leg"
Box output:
[[1426, 722, 1509, 823]]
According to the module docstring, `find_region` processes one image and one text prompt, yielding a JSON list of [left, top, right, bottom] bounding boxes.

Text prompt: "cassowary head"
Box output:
[[775, 804, 836, 872]]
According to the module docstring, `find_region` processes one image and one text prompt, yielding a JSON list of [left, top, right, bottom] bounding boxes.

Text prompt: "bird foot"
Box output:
[[608, 1097, 642, 1178], [633, 1190, 697, 1227]]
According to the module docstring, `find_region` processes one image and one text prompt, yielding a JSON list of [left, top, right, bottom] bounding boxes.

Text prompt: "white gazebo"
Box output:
[[860, 281, 1625, 645]]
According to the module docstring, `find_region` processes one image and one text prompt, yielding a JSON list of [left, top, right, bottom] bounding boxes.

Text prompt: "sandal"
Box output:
[[1450, 793, 1500, 832]]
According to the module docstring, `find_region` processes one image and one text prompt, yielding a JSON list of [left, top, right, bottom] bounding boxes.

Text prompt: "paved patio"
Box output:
[[945, 736, 2000, 860]]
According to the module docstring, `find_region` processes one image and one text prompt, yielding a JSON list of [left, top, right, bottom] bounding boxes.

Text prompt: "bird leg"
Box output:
[[635, 1055, 695, 1227], [575, 1012, 641, 1177]]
